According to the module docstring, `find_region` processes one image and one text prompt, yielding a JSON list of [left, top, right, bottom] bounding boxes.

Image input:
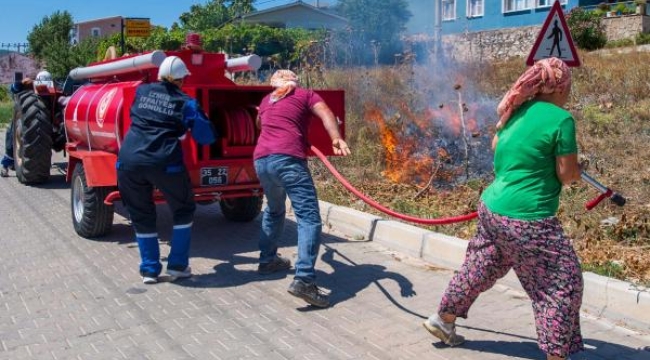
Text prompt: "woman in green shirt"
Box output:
[[423, 58, 583, 360]]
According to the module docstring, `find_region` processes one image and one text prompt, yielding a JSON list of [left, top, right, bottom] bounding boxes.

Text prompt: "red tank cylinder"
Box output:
[[64, 81, 141, 153]]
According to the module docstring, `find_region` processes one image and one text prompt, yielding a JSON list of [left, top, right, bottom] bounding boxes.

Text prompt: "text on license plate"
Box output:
[[200, 167, 228, 186]]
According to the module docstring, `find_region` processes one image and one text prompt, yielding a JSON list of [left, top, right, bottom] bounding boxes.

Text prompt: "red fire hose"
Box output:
[[310, 145, 478, 225], [310, 145, 626, 226]]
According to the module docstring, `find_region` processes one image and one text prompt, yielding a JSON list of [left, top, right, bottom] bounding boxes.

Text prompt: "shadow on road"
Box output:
[[427, 330, 650, 360], [163, 204, 423, 315]]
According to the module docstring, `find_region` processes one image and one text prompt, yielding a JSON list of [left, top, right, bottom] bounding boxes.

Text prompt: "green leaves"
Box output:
[[27, 11, 99, 79], [566, 7, 607, 51], [27, 11, 74, 61], [178, 0, 255, 32]]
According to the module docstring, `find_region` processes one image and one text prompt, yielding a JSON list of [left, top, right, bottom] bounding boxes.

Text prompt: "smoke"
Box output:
[[405, 0, 435, 36]]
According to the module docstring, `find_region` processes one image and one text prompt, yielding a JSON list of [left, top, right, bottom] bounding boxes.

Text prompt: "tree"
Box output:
[[335, 0, 411, 64], [41, 37, 100, 79], [27, 11, 102, 79], [178, 0, 256, 32], [27, 11, 74, 61]]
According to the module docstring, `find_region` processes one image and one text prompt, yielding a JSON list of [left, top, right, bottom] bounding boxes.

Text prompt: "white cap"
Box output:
[[157, 56, 191, 81], [36, 70, 52, 81]]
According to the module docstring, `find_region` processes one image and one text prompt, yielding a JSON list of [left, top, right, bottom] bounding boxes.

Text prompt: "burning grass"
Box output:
[[310, 50, 650, 285]]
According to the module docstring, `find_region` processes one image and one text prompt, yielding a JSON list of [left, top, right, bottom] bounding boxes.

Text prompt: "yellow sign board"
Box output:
[[125, 18, 151, 38]]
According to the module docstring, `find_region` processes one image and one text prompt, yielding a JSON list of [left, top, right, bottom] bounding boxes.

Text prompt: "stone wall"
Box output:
[[440, 26, 540, 62], [601, 14, 650, 41], [437, 14, 650, 62]]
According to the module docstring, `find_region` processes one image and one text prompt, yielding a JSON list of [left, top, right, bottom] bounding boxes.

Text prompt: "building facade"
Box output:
[[71, 16, 123, 44], [435, 0, 595, 35]]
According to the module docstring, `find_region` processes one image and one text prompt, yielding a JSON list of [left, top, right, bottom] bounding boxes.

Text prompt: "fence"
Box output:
[[0, 43, 29, 54]]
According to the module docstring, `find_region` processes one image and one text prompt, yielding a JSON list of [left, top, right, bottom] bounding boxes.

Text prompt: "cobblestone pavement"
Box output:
[[0, 141, 649, 359]]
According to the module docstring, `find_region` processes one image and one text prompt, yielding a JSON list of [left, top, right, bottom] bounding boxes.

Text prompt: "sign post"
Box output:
[[120, 17, 151, 55], [526, 0, 580, 67]]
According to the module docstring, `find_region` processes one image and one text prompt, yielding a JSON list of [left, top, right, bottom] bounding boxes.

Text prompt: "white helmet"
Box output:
[[36, 70, 52, 82], [157, 56, 191, 81]]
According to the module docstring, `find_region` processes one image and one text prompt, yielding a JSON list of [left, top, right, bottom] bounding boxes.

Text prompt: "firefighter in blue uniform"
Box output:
[[117, 56, 216, 284]]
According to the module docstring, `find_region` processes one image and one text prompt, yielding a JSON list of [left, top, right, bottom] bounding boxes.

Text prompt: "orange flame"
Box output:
[[365, 101, 483, 186]]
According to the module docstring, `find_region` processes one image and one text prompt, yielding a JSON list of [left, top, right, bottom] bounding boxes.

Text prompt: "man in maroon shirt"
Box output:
[[254, 70, 351, 308]]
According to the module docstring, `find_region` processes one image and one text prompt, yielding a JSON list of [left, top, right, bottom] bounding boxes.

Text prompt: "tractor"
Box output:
[[10, 71, 67, 184]]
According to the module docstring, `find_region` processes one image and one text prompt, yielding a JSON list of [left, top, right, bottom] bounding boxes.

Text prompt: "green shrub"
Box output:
[[567, 7, 608, 50], [614, 3, 630, 14], [0, 102, 12, 126], [582, 261, 626, 280], [605, 38, 635, 48], [636, 32, 650, 44], [0, 85, 9, 103]]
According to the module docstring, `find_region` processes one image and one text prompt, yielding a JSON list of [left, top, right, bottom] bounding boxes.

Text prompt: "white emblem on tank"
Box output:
[[96, 88, 118, 128]]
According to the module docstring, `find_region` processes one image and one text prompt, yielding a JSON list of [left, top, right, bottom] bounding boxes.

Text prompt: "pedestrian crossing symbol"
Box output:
[[526, 0, 580, 67]]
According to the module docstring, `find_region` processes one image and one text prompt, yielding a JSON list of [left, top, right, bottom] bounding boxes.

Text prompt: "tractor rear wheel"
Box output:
[[219, 196, 262, 222], [13, 91, 53, 184], [71, 163, 115, 238]]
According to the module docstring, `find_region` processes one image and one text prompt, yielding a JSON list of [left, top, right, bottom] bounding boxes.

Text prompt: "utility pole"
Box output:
[[433, 0, 442, 59], [120, 17, 125, 55]]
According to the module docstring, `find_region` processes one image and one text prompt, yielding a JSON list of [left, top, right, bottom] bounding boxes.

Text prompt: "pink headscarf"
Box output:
[[496, 57, 571, 129], [269, 70, 298, 103]]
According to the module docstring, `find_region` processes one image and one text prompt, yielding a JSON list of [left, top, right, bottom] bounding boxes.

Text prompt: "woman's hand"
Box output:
[[332, 138, 351, 156]]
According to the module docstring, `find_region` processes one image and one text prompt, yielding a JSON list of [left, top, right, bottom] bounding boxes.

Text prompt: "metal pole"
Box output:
[[433, 0, 442, 58], [120, 17, 125, 55]]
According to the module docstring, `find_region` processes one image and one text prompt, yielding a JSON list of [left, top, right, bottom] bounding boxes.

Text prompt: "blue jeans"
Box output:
[[254, 155, 322, 283]]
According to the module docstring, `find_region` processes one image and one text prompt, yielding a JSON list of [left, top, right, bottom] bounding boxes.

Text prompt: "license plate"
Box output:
[[200, 167, 228, 186]]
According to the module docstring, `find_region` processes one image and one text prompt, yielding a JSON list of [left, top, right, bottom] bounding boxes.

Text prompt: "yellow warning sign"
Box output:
[[125, 18, 151, 38]]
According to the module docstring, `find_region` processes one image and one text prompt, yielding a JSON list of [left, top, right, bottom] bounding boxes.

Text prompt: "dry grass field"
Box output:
[[310, 49, 650, 285]]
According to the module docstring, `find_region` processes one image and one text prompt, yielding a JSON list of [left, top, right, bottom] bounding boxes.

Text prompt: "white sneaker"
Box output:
[[142, 276, 158, 284], [423, 314, 465, 347], [166, 266, 192, 278]]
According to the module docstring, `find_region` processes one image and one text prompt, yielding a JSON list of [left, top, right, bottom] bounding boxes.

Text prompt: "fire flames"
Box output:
[[365, 100, 487, 187]]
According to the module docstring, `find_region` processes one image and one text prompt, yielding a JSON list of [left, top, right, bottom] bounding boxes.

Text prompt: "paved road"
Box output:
[[0, 140, 649, 359]]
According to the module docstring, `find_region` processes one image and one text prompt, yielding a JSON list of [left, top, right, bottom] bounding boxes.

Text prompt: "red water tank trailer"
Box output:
[[64, 49, 345, 238]]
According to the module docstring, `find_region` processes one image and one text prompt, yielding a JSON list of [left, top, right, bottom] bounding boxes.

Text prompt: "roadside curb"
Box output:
[[319, 200, 650, 334]]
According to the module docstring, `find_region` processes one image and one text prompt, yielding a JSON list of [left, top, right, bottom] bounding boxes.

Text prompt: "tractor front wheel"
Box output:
[[219, 196, 262, 222], [71, 163, 115, 238], [13, 91, 53, 184]]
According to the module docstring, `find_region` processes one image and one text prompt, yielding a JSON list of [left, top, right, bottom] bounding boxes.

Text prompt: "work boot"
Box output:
[[287, 279, 330, 308], [422, 314, 465, 347], [258, 255, 291, 275], [0, 167, 8, 178]]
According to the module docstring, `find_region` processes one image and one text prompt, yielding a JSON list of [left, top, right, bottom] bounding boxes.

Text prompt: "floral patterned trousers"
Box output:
[[438, 202, 584, 357]]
